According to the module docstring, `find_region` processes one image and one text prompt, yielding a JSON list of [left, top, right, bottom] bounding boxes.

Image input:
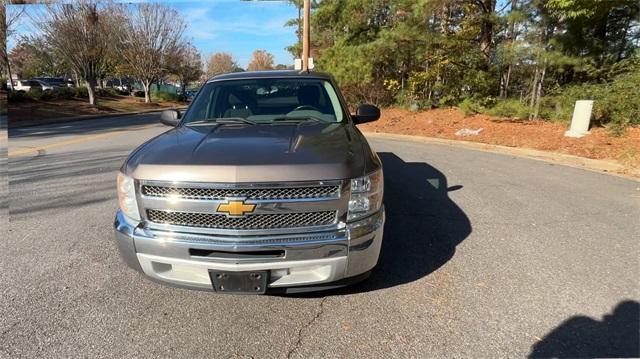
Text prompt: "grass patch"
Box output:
[[98, 97, 146, 112], [151, 91, 182, 102]]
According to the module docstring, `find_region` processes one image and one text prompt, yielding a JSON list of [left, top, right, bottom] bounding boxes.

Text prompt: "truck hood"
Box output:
[[126, 122, 366, 183]]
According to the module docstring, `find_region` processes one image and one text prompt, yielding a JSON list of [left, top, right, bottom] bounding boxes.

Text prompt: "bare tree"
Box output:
[[32, 1, 118, 105], [1, 4, 26, 84], [170, 43, 203, 95], [247, 50, 275, 71], [205, 52, 239, 78], [115, 3, 187, 103]]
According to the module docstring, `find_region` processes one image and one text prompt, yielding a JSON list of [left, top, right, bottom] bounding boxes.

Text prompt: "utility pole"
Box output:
[[297, 2, 302, 58], [302, 0, 310, 71]]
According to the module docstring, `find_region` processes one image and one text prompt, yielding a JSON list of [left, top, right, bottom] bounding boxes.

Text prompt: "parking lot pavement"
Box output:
[[2, 116, 638, 357], [1, 115, 7, 230]]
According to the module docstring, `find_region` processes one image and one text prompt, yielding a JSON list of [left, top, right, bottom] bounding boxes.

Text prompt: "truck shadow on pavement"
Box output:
[[349, 152, 472, 293], [528, 300, 640, 358]]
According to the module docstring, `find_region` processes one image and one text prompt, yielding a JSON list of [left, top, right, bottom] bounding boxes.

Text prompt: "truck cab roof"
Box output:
[[207, 70, 333, 83]]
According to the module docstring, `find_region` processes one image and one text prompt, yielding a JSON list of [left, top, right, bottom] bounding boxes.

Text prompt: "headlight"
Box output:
[[348, 169, 383, 221], [117, 172, 140, 221]]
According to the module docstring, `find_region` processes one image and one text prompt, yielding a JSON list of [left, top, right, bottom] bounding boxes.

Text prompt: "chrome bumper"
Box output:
[[113, 208, 384, 292]]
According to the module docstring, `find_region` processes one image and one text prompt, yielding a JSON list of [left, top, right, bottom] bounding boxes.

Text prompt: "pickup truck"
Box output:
[[114, 70, 385, 294]]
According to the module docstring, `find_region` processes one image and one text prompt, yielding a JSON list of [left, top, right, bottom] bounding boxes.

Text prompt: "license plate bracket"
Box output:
[[209, 270, 268, 294]]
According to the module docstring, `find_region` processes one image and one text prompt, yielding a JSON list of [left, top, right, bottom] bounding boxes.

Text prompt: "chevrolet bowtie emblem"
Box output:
[[217, 200, 256, 216]]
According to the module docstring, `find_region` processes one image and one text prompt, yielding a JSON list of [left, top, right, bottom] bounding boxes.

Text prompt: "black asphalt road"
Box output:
[[3, 114, 639, 358]]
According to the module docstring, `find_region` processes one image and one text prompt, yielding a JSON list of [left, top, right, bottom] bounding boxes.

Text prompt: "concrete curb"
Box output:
[[9, 106, 188, 129], [362, 132, 640, 181]]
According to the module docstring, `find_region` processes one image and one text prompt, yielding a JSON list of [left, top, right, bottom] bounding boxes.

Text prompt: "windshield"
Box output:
[[181, 78, 346, 124]]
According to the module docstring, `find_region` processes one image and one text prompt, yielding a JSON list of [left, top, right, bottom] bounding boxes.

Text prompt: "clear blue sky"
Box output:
[[8, 0, 299, 69], [170, 0, 299, 68]]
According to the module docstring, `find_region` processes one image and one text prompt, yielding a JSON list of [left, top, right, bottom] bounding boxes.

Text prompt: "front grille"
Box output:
[[147, 209, 337, 230], [142, 185, 340, 201]]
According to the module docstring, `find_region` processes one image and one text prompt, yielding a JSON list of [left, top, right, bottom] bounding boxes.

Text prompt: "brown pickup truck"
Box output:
[[114, 70, 385, 294]]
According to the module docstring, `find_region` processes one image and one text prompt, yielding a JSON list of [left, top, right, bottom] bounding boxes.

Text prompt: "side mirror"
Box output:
[[353, 104, 380, 124], [160, 110, 181, 126]]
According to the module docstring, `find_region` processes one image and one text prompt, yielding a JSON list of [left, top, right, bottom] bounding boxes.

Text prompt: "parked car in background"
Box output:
[[31, 77, 74, 88], [10, 79, 58, 92], [30, 79, 55, 91], [10, 80, 36, 92], [116, 84, 131, 92], [176, 89, 198, 100]]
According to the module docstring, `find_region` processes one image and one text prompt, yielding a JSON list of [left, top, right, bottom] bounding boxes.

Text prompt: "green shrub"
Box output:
[[487, 99, 531, 119], [45, 86, 88, 100], [392, 88, 413, 109], [0, 77, 7, 91], [438, 94, 459, 108], [458, 96, 497, 116], [546, 64, 640, 136], [151, 91, 179, 102], [548, 87, 639, 136], [594, 85, 638, 136], [50, 87, 75, 99], [74, 87, 89, 98], [458, 98, 480, 116], [545, 87, 586, 124], [96, 87, 119, 97], [26, 88, 52, 101], [536, 96, 558, 122]]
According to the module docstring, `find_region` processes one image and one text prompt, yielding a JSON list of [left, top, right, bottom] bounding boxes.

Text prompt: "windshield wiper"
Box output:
[[269, 116, 330, 123], [186, 117, 256, 126]]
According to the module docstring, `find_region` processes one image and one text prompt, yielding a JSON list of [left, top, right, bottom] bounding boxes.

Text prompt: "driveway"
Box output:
[[3, 115, 638, 357]]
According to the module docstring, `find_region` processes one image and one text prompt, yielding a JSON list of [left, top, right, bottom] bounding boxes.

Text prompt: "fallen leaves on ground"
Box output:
[[359, 108, 640, 169]]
